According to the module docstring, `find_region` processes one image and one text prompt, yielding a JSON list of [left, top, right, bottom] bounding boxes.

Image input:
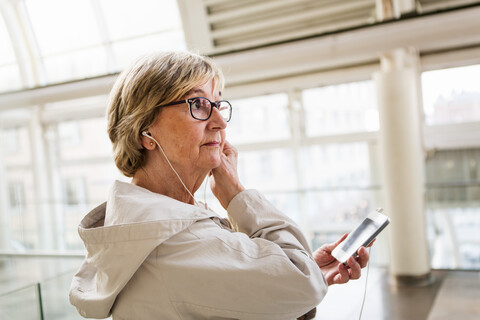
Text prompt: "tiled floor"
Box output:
[[316, 268, 480, 320], [0, 256, 479, 320]]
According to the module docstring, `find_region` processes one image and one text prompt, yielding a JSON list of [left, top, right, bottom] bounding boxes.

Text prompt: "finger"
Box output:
[[347, 256, 361, 280], [366, 238, 376, 247], [222, 140, 236, 156], [356, 246, 370, 268], [323, 233, 348, 252], [333, 263, 350, 284]]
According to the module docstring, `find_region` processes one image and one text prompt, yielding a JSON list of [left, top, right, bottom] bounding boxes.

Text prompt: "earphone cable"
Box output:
[[204, 174, 210, 207], [358, 246, 372, 320], [143, 133, 199, 206]]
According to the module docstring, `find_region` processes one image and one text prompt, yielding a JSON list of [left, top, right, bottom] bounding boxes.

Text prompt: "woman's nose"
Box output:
[[208, 107, 227, 129]]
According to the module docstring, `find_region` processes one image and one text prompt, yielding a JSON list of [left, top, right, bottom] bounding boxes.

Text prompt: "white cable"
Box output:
[[204, 174, 210, 206], [142, 132, 199, 206], [358, 246, 372, 320]]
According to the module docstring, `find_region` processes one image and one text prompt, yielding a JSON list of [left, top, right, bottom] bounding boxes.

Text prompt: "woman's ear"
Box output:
[[140, 131, 156, 150]]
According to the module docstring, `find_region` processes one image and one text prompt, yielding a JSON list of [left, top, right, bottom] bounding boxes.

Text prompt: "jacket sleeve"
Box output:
[[224, 189, 328, 318], [228, 189, 315, 257], [158, 189, 328, 320], [227, 190, 328, 319]]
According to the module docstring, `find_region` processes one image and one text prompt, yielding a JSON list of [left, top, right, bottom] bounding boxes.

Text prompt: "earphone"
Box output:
[[142, 131, 200, 206]]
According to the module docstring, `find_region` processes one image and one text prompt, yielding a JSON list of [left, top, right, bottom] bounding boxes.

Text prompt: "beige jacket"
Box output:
[[69, 180, 327, 319]]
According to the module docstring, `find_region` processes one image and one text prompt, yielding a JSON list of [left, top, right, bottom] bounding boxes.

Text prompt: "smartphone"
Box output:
[[331, 209, 390, 265]]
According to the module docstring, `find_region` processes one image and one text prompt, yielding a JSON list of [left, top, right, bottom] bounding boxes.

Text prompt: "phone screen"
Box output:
[[338, 217, 379, 256]]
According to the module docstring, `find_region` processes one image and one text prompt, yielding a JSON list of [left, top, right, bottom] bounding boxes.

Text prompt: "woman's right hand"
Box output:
[[313, 234, 371, 286], [210, 140, 245, 209]]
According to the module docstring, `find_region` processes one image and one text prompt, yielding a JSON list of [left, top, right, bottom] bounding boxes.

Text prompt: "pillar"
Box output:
[[374, 48, 431, 282], [0, 142, 10, 250], [29, 106, 56, 250]]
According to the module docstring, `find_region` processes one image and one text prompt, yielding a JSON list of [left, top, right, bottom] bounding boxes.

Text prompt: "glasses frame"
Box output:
[[157, 97, 232, 122]]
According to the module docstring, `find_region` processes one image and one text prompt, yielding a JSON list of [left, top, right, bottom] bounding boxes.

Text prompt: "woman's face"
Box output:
[[148, 78, 227, 175]]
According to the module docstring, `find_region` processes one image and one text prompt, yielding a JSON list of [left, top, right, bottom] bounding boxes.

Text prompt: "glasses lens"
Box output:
[[218, 101, 232, 122], [190, 98, 211, 120]]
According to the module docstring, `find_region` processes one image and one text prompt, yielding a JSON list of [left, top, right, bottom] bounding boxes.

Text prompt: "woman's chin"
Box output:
[[199, 156, 221, 171], [210, 157, 222, 169]]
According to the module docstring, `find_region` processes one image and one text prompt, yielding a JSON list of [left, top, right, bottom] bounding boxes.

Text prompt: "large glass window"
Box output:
[[99, 0, 182, 41], [0, 15, 22, 92], [21, 0, 186, 85], [228, 93, 290, 144], [51, 116, 126, 250], [422, 64, 480, 126], [219, 84, 383, 260], [422, 64, 480, 270], [8, 181, 25, 212], [301, 142, 382, 251], [25, 0, 108, 83], [100, 0, 186, 68], [0, 126, 35, 251], [426, 148, 480, 269], [303, 81, 378, 136]]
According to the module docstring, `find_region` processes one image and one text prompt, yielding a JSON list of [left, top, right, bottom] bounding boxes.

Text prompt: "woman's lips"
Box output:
[[203, 141, 220, 147]]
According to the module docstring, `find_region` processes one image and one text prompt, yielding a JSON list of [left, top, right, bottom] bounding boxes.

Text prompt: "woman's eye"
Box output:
[[192, 101, 201, 110]]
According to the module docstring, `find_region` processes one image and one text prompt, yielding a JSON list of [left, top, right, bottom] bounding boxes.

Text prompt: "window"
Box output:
[[426, 148, 480, 269], [64, 177, 86, 207], [8, 181, 25, 212], [1, 128, 19, 154], [21, 0, 186, 84], [238, 148, 297, 192], [303, 81, 379, 136], [58, 121, 81, 147], [422, 64, 480, 126], [228, 93, 290, 144], [301, 143, 372, 189], [301, 142, 378, 228], [0, 14, 22, 92]]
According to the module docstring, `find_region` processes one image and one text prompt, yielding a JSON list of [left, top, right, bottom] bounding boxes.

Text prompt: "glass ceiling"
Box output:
[[0, 0, 186, 94]]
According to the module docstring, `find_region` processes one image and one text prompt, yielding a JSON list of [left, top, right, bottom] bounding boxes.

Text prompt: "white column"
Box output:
[[0, 143, 10, 250], [29, 106, 56, 250], [45, 125, 66, 251], [288, 90, 309, 240], [374, 48, 431, 278]]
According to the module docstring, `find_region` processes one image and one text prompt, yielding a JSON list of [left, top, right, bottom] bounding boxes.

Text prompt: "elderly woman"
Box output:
[[69, 51, 370, 320]]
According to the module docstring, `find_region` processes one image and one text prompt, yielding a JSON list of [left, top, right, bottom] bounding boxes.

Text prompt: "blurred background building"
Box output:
[[0, 0, 479, 319]]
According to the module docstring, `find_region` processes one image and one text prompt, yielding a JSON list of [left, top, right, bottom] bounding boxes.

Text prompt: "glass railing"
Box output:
[[0, 283, 42, 319], [0, 257, 111, 320]]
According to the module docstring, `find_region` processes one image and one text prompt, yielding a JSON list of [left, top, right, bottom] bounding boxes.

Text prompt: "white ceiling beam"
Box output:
[[421, 46, 480, 72], [225, 63, 378, 100], [0, 75, 115, 111], [213, 16, 373, 52], [177, 0, 214, 53], [418, 0, 479, 13], [203, 0, 232, 6], [213, 6, 480, 85], [210, 0, 373, 40], [208, 0, 309, 24]]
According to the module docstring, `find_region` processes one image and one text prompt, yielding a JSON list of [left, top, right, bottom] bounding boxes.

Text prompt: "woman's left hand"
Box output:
[[210, 141, 245, 209], [313, 234, 371, 286]]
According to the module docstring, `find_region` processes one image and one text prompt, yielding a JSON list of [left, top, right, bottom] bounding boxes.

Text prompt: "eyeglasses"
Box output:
[[157, 97, 232, 122]]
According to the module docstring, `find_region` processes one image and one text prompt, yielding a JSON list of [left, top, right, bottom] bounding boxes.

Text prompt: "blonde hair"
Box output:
[[107, 51, 225, 177]]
